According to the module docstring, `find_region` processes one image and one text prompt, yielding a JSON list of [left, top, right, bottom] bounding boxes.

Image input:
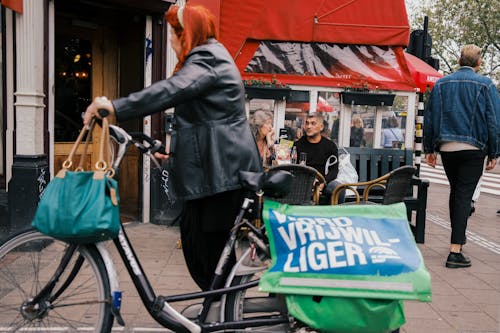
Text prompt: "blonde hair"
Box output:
[[352, 116, 363, 128], [459, 44, 482, 67], [249, 110, 273, 137]]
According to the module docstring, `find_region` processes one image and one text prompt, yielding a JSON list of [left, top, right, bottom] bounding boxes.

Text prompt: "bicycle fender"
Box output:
[[96, 242, 125, 326]]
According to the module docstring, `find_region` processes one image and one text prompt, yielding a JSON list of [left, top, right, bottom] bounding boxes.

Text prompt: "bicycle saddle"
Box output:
[[239, 170, 293, 198]]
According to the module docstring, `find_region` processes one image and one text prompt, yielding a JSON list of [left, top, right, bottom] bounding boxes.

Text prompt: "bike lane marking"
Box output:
[[427, 213, 500, 255]]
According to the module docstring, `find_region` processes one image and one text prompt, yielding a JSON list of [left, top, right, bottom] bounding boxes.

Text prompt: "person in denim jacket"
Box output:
[[424, 44, 500, 269]]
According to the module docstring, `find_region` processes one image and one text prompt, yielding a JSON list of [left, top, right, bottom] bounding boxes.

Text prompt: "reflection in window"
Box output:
[[318, 91, 340, 143], [55, 37, 92, 142], [351, 105, 374, 147], [348, 95, 409, 149], [285, 91, 309, 142], [249, 99, 275, 124], [380, 95, 408, 148], [284, 91, 339, 144]]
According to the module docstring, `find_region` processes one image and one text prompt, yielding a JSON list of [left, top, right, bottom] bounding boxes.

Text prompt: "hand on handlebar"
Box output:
[[83, 96, 116, 126]]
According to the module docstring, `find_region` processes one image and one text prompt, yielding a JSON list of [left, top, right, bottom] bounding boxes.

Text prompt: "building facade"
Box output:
[[0, 0, 176, 238]]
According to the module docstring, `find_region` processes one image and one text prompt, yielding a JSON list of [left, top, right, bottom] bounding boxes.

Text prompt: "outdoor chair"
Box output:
[[331, 165, 416, 205], [266, 164, 326, 205]]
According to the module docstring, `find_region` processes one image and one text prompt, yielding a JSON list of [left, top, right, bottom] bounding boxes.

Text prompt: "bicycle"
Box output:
[[0, 122, 303, 332]]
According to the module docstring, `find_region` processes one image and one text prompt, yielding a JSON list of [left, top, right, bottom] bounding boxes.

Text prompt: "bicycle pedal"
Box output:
[[176, 239, 182, 249]]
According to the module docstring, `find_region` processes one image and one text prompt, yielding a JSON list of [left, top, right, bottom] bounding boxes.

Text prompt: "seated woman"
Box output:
[[250, 110, 276, 166]]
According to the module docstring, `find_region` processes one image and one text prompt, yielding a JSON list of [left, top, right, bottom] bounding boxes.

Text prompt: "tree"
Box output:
[[407, 0, 499, 86]]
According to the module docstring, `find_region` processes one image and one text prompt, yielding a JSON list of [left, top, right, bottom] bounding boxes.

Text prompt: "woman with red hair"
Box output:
[[84, 4, 262, 290]]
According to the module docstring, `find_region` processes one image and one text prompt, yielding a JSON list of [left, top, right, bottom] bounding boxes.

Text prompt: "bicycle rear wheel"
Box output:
[[0, 229, 113, 332], [223, 238, 292, 332], [225, 273, 292, 333]]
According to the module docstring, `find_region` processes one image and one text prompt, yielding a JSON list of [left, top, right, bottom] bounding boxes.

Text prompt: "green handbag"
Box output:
[[32, 118, 120, 243]]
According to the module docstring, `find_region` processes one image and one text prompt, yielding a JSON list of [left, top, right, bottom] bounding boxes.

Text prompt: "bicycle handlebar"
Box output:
[[107, 123, 167, 172], [127, 132, 167, 155]]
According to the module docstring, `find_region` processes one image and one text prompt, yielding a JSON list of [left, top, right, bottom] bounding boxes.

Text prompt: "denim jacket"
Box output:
[[423, 67, 500, 159]]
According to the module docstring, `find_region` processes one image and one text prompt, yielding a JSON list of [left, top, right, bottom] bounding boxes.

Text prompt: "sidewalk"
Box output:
[[111, 181, 500, 332]]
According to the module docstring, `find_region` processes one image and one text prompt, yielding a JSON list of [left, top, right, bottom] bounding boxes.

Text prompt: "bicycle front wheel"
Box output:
[[0, 229, 113, 332]]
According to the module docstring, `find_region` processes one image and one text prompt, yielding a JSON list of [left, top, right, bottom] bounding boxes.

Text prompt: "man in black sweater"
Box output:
[[293, 113, 341, 203]]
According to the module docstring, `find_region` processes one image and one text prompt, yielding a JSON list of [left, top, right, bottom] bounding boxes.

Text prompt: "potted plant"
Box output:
[[243, 76, 291, 100]]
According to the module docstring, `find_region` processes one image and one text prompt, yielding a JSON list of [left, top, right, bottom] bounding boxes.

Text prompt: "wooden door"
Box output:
[[54, 8, 140, 220]]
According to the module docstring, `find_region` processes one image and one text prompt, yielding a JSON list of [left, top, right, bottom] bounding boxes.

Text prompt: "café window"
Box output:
[[351, 105, 375, 148], [54, 37, 92, 142], [379, 95, 408, 149], [284, 90, 309, 142], [346, 95, 409, 149], [318, 91, 340, 143], [284, 90, 339, 143]]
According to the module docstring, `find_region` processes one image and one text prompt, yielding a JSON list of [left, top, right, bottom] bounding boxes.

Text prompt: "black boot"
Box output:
[[446, 252, 471, 268]]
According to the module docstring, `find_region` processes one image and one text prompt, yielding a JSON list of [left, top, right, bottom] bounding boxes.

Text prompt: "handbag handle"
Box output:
[[75, 120, 96, 171], [62, 117, 114, 176]]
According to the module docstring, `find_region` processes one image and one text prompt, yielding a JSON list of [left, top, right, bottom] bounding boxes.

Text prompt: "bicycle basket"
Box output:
[[286, 295, 404, 333], [259, 200, 431, 332]]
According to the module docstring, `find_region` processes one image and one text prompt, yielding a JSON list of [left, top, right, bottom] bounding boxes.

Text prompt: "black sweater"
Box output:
[[293, 136, 339, 183]]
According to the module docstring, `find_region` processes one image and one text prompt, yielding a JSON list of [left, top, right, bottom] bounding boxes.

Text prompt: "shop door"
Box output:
[[54, 7, 141, 220]]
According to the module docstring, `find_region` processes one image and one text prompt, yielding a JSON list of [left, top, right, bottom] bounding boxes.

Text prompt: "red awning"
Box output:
[[193, 0, 410, 58], [403, 53, 442, 92], [247, 0, 410, 46], [1, 0, 22, 13], [193, 0, 438, 93]]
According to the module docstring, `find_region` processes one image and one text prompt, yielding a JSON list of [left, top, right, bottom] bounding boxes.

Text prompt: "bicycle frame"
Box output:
[[19, 123, 289, 332], [111, 195, 289, 332]]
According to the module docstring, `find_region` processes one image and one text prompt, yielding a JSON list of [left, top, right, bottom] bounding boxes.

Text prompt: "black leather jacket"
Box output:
[[112, 39, 262, 200]]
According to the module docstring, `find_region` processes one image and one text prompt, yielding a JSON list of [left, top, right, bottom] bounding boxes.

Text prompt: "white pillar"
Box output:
[[143, 16, 153, 224], [5, 10, 15, 186], [14, 0, 46, 155]]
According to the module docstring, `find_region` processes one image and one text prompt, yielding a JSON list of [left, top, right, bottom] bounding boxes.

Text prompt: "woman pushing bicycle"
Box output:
[[84, 4, 262, 291]]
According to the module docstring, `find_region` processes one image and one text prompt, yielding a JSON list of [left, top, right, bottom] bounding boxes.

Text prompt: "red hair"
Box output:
[[165, 5, 217, 72]]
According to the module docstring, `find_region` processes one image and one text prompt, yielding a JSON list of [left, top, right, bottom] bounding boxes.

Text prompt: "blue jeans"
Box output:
[[324, 180, 345, 204]]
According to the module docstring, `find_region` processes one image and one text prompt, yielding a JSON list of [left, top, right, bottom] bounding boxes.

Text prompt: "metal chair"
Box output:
[[331, 165, 416, 205], [266, 164, 326, 205]]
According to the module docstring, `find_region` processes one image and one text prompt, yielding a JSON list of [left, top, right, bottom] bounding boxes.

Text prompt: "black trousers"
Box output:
[[440, 150, 485, 245], [180, 189, 244, 291]]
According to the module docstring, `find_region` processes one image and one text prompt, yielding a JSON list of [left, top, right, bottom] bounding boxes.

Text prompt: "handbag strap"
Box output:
[[389, 128, 402, 141], [96, 117, 115, 176], [62, 117, 114, 176], [75, 120, 96, 171]]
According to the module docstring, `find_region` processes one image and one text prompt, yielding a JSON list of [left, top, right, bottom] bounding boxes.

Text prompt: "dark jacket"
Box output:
[[112, 39, 262, 200], [350, 126, 365, 147]]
